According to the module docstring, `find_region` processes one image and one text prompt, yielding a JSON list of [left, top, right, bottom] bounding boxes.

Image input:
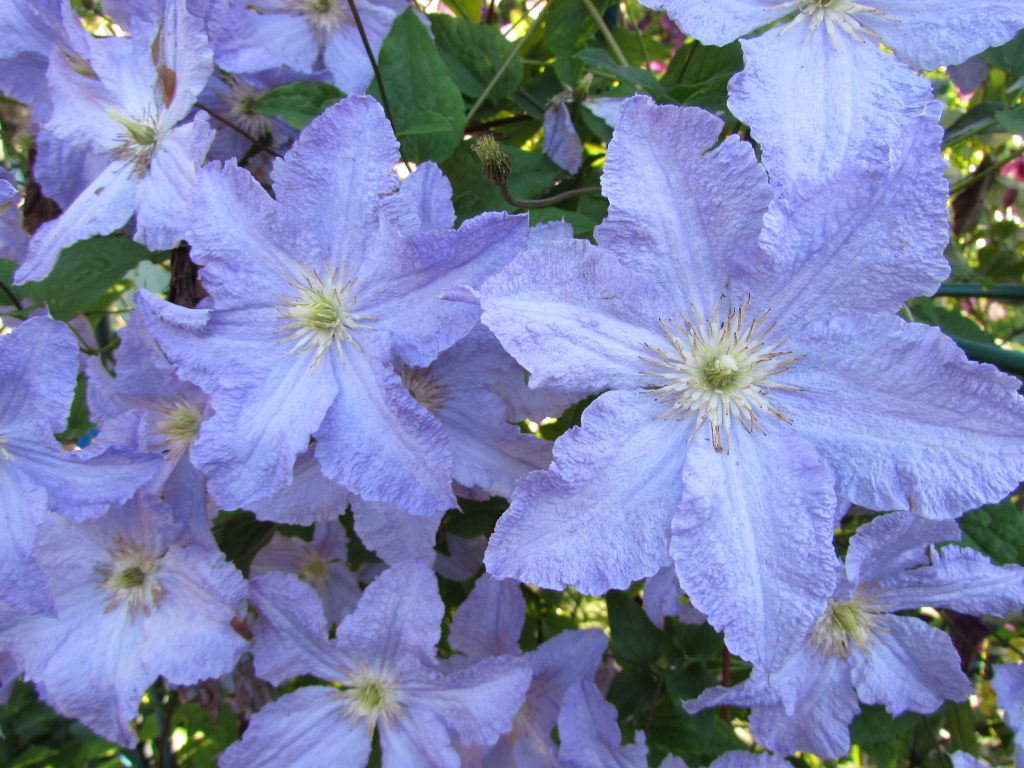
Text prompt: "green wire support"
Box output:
[[936, 283, 1024, 300], [952, 335, 1024, 378]]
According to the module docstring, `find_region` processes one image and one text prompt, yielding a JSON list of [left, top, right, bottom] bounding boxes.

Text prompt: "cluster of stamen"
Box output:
[[810, 597, 881, 659], [297, 550, 331, 588], [222, 75, 272, 138], [108, 110, 162, 173], [248, 0, 351, 44], [96, 539, 165, 618], [641, 296, 800, 453], [153, 395, 203, 460], [769, 0, 897, 47], [398, 365, 450, 413], [277, 265, 374, 368], [339, 665, 402, 728]]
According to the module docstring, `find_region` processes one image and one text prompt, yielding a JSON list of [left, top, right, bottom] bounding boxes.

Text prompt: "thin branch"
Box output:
[[580, 0, 628, 67], [467, 6, 549, 124], [498, 183, 601, 209], [346, 0, 396, 128], [195, 103, 282, 159], [951, 146, 1024, 194], [0, 278, 22, 310], [465, 113, 532, 133]]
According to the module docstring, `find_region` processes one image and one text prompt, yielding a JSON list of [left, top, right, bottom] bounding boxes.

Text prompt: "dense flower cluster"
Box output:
[[1, 0, 1024, 764]]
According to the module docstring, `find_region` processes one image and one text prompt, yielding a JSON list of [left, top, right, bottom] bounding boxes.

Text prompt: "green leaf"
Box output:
[[664, 41, 743, 113], [441, 143, 560, 221], [18, 236, 155, 321], [373, 8, 466, 163], [252, 81, 344, 129], [983, 29, 1024, 77], [944, 102, 1000, 147], [431, 14, 523, 101], [544, 0, 606, 85], [995, 107, 1024, 135], [574, 48, 669, 101], [850, 706, 918, 768], [960, 498, 1024, 566], [606, 590, 663, 665]]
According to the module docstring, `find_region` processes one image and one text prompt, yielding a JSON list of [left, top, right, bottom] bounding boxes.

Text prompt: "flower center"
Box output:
[[770, 0, 896, 46], [340, 666, 402, 728], [277, 265, 374, 368], [297, 552, 329, 587], [154, 396, 203, 459], [397, 364, 449, 413], [96, 539, 164, 618], [223, 76, 272, 138], [810, 598, 881, 659], [107, 110, 161, 173], [642, 296, 801, 453]]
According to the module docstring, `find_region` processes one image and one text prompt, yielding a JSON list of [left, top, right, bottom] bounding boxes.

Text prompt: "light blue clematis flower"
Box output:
[[645, 0, 1024, 190], [0, 316, 162, 614], [480, 94, 1024, 671], [220, 561, 532, 768], [16, 0, 215, 284], [684, 511, 1024, 758], [0, 494, 248, 746], [136, 95, 528, 516]]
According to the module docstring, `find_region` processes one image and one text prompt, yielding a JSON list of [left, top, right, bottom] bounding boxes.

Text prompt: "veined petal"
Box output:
[[782, 314, 1024, 518], [249, 572, 346, 685], [336, 561, 444, 662], [379, 707, 461, 768], [449, 575, 525, 659], [315, 333, 454, 518], [153, 0, 215, 127], [208, 3, 320, 75], [641, 0, 787, 45], [844, 511, 960, 586], [219, 687, 370, 768], [671, 429, 837, 669], [350, 496, 442, 565], [359, 212, 529, 367], [543, 101, 583, 174], [0, 467, 50, 613], [134, 115, 215, 251], [190, 351, 338, 510], [866, 0, 1024, 70], [381, 161, 455, 235], [17, 161, 136, 284], [872, 546, 1024, 616], [0, 316, 78, 434], [850, 615, 972, 715], [524, 629, 608, 731], [271, 96, 399, 271], [250, 451, 350, 525], [558, 680, 647, 768], [596, 95, 770, 314], [749, 113, 949, 335], [729, 24, 933, 192], [407, 656, 531, 746], [480, 239, 672, 393], [485, 390, 687, 594], [187, 159, 314, 312]]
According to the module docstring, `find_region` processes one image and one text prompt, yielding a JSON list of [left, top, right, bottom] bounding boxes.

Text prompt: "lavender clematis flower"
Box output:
[[16, 0, 215, 284], [0, 317, 162, 613], [0, 495, 248, 746], [251, 520, 362, 624], [648, 0, 1024, 189], [992, 664, 1024, 765], [450, 574, 608, 767], [206, 0, 408, 94], [220, 561, 531, 768], [480, 95, 1024, 670], [397, 325, 555, 500], [136, 95, 528, 515], [543, 98, 584, 175], [0, 171, 28, 264], [684, 511, 1024, 758]]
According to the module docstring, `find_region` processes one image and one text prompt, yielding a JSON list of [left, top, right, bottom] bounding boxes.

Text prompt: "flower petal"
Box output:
[[480, 239, 671, 393], [449, 575, 525, 659], [729, 24, 933, 192], [850, 615, 972, 715], [642, 0, 786, 45], [351, 496, 442, 565], [782, 314, 1024, 517], [671, 429, 837, 669], [315, 334, 454, 517], [596, 95, 770, 314], [485, 389, 686, 594], [220, 687, 371, 768]]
